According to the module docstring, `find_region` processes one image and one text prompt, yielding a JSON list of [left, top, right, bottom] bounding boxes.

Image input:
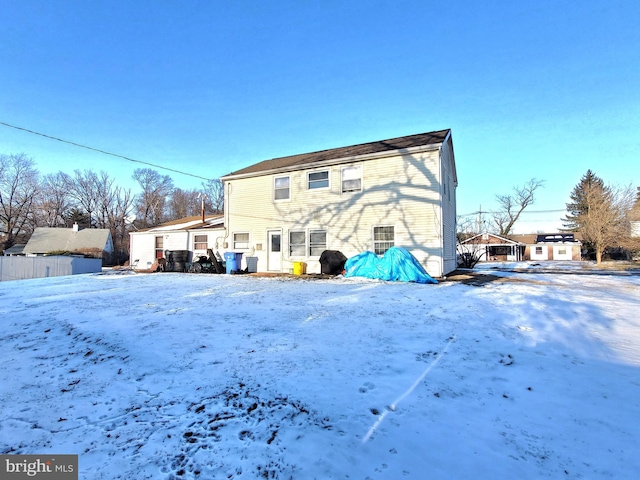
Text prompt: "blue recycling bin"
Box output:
[[223, 252, 244, 274]]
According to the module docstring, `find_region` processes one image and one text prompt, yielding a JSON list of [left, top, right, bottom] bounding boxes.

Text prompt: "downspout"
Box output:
[[217, 181, 231, 249]]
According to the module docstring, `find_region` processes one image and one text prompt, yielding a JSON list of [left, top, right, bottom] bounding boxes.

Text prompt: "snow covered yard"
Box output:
[[1, 269, 639, 479]]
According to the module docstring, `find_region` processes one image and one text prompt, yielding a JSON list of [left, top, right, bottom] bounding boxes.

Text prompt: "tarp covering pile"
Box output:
[[343, 247, 438, 284]]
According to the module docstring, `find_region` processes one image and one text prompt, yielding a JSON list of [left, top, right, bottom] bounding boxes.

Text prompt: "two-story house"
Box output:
[[220, 129, 458, 277]]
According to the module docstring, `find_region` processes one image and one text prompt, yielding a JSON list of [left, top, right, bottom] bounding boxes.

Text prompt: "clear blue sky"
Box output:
[[2, 0, 639, 233]]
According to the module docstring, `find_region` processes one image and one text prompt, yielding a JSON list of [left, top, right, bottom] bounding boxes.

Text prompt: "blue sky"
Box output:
[[2, 0, 639, 233]]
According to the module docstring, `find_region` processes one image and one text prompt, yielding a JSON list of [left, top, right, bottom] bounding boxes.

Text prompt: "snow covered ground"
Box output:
[[1, 267, 639, 479]]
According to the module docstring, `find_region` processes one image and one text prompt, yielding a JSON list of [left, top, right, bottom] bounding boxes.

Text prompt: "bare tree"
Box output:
[[36, 171, 73, 227], [492, 178, 544, 235], [132, 168, 174, 228], [107, 186, 135, 264], [0, 153, 40, 250], [93, 171, 118, 229], [167, 188, 201, 219], [202, 178, 224, 214], [66, 169, 100, 227]]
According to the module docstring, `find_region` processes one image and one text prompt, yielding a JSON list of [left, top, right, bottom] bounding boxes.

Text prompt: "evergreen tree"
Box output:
[[563, 170, 626, 264], [563, 170, 606, 231]]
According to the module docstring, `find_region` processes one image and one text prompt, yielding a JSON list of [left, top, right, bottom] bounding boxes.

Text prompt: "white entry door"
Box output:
[[267, 230, 282, 272]]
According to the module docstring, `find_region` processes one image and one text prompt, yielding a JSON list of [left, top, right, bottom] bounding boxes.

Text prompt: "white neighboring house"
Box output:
[[23, 224, 114, 260], [220, 129, 458, 277], [526, 233, 582, 261], [129, 215, 226, 271]]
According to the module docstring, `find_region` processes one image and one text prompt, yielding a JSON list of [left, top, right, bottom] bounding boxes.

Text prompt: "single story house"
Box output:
[[23, 224, 114, 261], [509, 233, 582, 261], [220, 129, 458, 277], [129, 215, 226, 271]]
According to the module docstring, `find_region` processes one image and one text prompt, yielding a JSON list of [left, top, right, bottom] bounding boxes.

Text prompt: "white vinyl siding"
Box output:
[[223, 146, 448, 276]]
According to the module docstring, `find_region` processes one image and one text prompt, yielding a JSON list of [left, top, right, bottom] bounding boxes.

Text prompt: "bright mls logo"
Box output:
[[1, 455, 77, 479]]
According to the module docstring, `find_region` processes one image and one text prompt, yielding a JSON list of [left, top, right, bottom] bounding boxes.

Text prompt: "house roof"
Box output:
[[222, 129, 452, 179], [462, 232, 583, 246], [3, 244, 26, 255], [460, 233, 522, 245], [136, 215, 224, 233], [23, 228, 113, 254]]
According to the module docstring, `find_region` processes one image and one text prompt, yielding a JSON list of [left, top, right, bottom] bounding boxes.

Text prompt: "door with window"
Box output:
[[267, 230, 282, 271]]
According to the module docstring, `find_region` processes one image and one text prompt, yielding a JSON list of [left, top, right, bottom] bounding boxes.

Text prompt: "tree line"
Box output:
[[0, 153, 224, 263]]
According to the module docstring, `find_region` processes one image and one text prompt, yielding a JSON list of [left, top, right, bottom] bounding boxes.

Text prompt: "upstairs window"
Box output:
[[308, 171, 329, 190], [373, 226, 394, 255], [274, 176, 290, 200], [194, 235, 208, 250], [342, 165, 362, 193]]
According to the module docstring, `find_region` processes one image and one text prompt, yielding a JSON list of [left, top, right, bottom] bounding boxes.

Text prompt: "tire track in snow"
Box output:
[[362, 335, 456, 443]]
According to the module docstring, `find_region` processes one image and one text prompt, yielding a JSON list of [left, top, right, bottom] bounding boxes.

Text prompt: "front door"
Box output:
[[267, 230, 282, 272]]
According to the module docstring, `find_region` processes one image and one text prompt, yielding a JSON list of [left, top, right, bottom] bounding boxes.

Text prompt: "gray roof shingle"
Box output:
[[23, 228, 113, 254], [223, 129, 451, 178]]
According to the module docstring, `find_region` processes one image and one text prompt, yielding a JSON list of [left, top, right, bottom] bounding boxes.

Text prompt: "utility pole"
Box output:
[[198, 193, 208, 223]]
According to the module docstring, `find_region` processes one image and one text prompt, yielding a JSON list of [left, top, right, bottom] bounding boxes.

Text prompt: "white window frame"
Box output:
[[289, 230, 306, 256], [341, 165, 362, 193], [233, 232, 250, 250], [274, 176, 290, 201], [373, 226, 394, 255], [307, 170, 329, 190], [309, 230, 327, 257], [194, 234, 208, 250]]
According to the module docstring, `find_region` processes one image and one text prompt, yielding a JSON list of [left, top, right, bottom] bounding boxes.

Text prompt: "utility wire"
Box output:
[[0, 120, 214, 182], [459, 208, 565, 216]]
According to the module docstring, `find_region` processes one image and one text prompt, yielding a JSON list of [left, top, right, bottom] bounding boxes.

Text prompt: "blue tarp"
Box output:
[[343, 247, 438, 284]]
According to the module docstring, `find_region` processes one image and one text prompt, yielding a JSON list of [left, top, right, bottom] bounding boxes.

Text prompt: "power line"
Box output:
[[0, 120, 214, 182], [459, 208, 566, 216]]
